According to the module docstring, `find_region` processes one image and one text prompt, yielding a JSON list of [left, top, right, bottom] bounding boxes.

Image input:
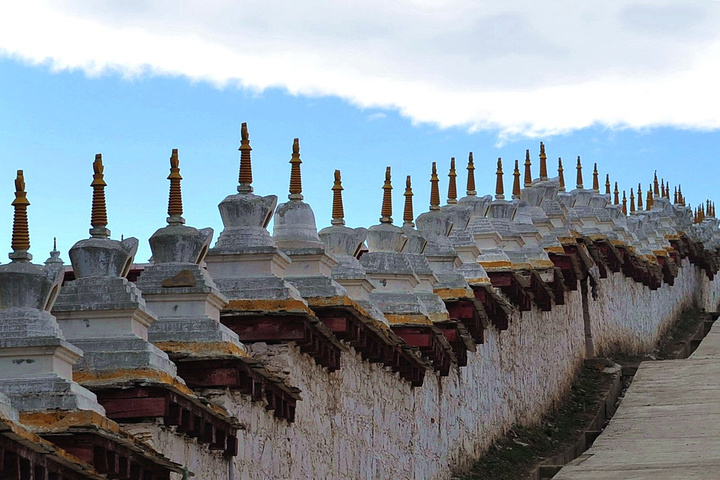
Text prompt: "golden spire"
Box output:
[[613, 182, 619, 205], [331, 170, 345, 226], [673, 186, 678, 204], [660, 179, 666, 198], [512, 159, 521, 199], [592, 163, 599, 192], [653, 171, 659, 197], [447, 157, 458, 204], [575, 156, 583, 189], [700, 204, 705, 222], [238, 122, 253, 193], [523, 149, 532, 187], [430, 162, 441, 210], [289, 138, 303, 200], [646, 184, 653, 210], [495, 157, 505, 200], [10, 170, 31, 262], [637, 183, 643, 210], [678, 185, 685, 205], [380, 167, 393, 224], [558, 158, 565, 192], [605, 174, 611, 195], [630, 188, 636, 213], [707, 200, 711, 218], [539, 142, 548, 180], [713, 202, 716, 217], [622, 190, 627, 215], [466, 152, 476, 196], [167, 149, 185, 225], [90, 154, 110, 238], [404, 175, 414, 226]]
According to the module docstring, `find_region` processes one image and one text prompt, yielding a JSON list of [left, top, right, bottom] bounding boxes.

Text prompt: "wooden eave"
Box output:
[[311, 302, 428, 387], [471, 284, 512, 331], [220, 309, 342, 372], [390, 324, 456, 377], [171, 355, 301, 423]]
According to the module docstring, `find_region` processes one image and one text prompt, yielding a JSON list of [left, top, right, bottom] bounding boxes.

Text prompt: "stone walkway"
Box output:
[[555, 322, 720, 479]]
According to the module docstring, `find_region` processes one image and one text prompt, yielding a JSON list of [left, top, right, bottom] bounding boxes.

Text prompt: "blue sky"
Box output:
[[1, 2, 719, 262]]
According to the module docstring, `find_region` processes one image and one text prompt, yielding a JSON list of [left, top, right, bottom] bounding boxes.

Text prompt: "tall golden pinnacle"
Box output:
[[637, 184, 643, 210], [613, 182, 620, 205], [630, 188, 636, 213], [90, 154, 110, 238], [707, 200, 711, 217], [447, 157, 458, 204], [660, 179, 666, 198], [653, 171, 659, 197], [495, 157, 505, 200], [674, 186, 678, 204], [512, 159, 522, 199], [167, 149, 185, 225], [466, 152, 476, 196], [430, 162, 441, 211], [576, 156, 583, 189], [403, 175, 415, 226], [622, 190, 628, 215], [539, 142, 548, 180], [678, 185, 685, 205], [592, 163, 599, 192], [558, 158, 565, 192], [331, 169, 345, 226], [238, 122, 253, 193], [380, 167, 393, 223], [10, 170, 31, 262], [605, 174, 611, 195], [288, 138, 303, 201], [646, 184, 653, 210], [523, 149, 532, 187]]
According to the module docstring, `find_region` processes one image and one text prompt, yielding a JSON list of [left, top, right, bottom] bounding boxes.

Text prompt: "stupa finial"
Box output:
[[495, 158, 505, 200], [558, 158, 565, 192], [404, 175, 414, 226], [10, 170, 31, 262], [288, 138, 303, 200], [512, 159, 521, 199], [167, 149, 185, 226], [447, 158, 458, 204], [238, 122, 253, 193], [576, 156, 583, 189], [430, 162, 441, 210], [90, 154, 110, 238], [674, 186, 678, 204], [523, 149, 532, 187], [331, 169, 345, 226], [678, 184, 685, 205], [622, 190, 627, 215], [605, 174, 611, 195], [630, 188, 636, 213], [646, 183, 653, 210], [380, 167, 393, 223], [466, 152, 476, 196], [539, 142, 548, 180], [613, 182, 619, 205], [653, 171, 659, 197], [637, 184, 643, 210], [592, 163, 599, 192]]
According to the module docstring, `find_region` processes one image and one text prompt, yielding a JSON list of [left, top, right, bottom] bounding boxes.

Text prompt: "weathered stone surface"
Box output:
[[68, 236, 138, 278]]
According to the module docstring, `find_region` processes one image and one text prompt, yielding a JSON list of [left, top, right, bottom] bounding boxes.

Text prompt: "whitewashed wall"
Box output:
[[139, 261, 720, 480]]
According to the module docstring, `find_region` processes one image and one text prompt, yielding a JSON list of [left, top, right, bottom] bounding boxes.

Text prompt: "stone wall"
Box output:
[[150, 261, 720, 480]]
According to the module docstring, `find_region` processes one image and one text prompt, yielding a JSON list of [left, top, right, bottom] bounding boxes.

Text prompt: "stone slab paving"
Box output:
[[555, 322, 720, 480]]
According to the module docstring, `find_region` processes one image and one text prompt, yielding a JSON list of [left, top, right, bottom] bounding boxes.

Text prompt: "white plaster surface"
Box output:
[[141, 261, 720, 480]]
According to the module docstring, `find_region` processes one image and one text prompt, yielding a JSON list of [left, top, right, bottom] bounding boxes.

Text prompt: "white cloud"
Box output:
[[2, 0, 720, 140]]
